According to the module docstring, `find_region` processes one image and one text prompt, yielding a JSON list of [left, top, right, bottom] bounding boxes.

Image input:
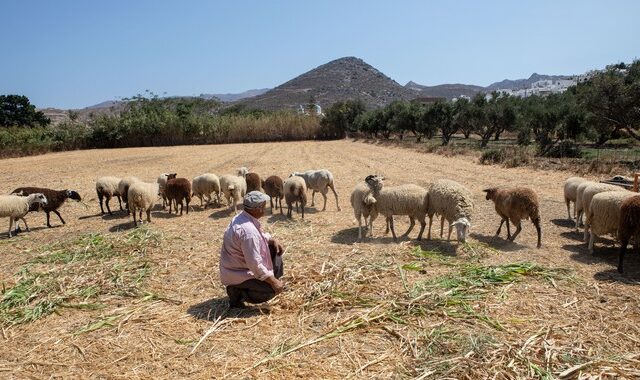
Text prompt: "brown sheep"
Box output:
[[165, 178, 192, 215], [283, 176, 307, 219], [618, 195, 640, 273], [246, 172, 262, 193], [262, 175, 284, 214], [11, 187, 82, 228], [483, 187, 542, 248]]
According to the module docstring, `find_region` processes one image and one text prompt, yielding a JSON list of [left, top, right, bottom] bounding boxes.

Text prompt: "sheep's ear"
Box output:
[[482, 189, 490, 193]]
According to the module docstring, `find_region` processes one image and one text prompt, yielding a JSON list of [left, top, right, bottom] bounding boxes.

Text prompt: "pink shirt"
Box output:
[[219, 211, 273, 286]]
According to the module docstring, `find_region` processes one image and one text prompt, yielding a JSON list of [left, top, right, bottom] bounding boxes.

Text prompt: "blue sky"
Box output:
[[2, 0, 638, 109]]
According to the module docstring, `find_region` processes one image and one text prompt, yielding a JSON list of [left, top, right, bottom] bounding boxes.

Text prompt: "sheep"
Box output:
[[564, 177, 587, 220], [364, 175, 429, 241], [128, 182, 160, 226], [283, 175, 307, 219], [157, 173, 177, 209], [618, 195, 640, 273], [219, 173, 247, 212], [118, 176, 141, 214], [483, 187, 542, 248], [96, 176, 123, 215], [574, 181, 598, 230], [581, 183, 628, 241], [291, 169, 341, 211], [0, 193, 47, 237], [586, 191, 635, 254], [262, 175, 284, 214], [11, 187, 82, 228], [426, 179, 473, 243], [165, 178, 192, 215], [350, 181, 379, 240], [192, 173, 221, 209], [245, 172, 262, 193]]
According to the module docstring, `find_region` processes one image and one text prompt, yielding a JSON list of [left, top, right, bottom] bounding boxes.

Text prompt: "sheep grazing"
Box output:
[[11, 187, 82, 228], [283, 175, 307, 219], [157, 173, 177, 209], [0, 193, 47, 237], [118, 176, 141, 214], [245, 172, 262, 193], [563, 177, 587, 220], [618, 195, 640, 273], [192, 173, 221, 209], [426, 179, 473, 243], [128, 182, 160, 226], [219, 171, 247, 212], [262, 175, 284, 214], [365, 175, 429, 241], [483, 187, 542, 248], [580, 183, 628, 241], [165, 178, 192, 215], [350, 181, 379, 240], [291, 169, 341, 211], [585, 191, 635, 254], [96, 176, 123, 215]]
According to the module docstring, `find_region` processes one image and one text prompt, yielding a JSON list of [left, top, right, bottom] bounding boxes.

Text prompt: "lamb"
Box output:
[[426, 179, 473, 243], [157, 173, 177, 209], [165, 178, 192, 215], [118, 176, 141, 214], [618, 195, 640, 273], [291, 169, 341, 211], [563, 177, 587, 220], [365, 175, 429, 241], [0, 193, 47, 237], [245, 172, 262, 193], [585, 191, 635, 254], [483, 187, 542, 248], [219, 171, 247, 212], [192, 173, 221, 209], [350, 181, 379, 240], [96, 176, 123, 215], [283, 175, 307, 219], [580, 183, 628, 241], [262, 175, 284, 214], [128, 182, 160, 226], [11, 187, 82, 228]]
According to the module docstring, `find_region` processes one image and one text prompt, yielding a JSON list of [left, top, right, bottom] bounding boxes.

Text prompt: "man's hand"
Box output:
[[265, 276, 284, 294], [269, 238, 284, 256]]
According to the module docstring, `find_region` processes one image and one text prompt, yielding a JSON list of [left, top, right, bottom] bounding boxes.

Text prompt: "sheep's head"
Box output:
[[450, 217, 471, 243], [167, 173, 177, 180], [289, 172, 302, 178], [483, 188, 497, 201], [66, 190, 82, 202], [364, 175, 384, 192], [28, 193, 47, 206], [237, 167, 249, 178]]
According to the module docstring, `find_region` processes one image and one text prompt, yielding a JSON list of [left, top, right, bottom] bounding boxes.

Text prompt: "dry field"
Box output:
[[0, 140, 639, 379]]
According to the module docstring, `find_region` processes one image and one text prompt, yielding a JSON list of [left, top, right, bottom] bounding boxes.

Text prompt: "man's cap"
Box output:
[[243, 191, 270, 209]]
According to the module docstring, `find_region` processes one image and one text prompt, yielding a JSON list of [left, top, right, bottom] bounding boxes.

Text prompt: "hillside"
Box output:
[[239, 57, 418, 110], [485, 73, 572, 91], [405, 81, 485, 99], [200, 88, 270, 102]]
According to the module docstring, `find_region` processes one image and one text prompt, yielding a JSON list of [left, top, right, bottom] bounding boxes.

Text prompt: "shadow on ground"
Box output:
[[187, 297, 268, 321], [550, 218, 576, 228], [469, 232, 529, 252]]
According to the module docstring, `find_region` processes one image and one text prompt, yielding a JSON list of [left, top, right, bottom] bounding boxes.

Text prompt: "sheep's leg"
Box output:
[[98, 192, 105, 214], [505, 219, 512, 240], [427, 215, 433, 240], [496, 219, 505, 236], [356, 213, 362, 240], [417, 217, 426, 241], [329, 184, 341, 211], [583, 224, 589, 242], [440, 216, 445, 238], [287, 202, 292, 218], [105, 195, 113, 215], [186, 198, 190, 214], [619, 238, 629, 274], [8, 217, 14, 237], [270, 198, 274, 214], [53, 210, 65, 225], [509, 221, 522, 242], [588, 232, 596, 253], [301, 202, 305, 219], [168, 198, 172, 214], [132, 207, 138, 227], [447, 222, 453, 241], [46, 211, 52, 228], [179, 200, 184, 216], [388, 216, 398, 241], [321, 191, 327, 211], [402, 216, 415, 237], [575, 210, 583, 231], [146, 209, 151, 223], [117, 195, 123, 211], [279, 197, 283, 215], [311, 190, 316, 207], [565, 199, 572, 220], [20, 217, 30, 232]]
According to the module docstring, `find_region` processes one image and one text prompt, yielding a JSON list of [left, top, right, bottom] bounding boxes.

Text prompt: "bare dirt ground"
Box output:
[[0, 139, 639, 379]]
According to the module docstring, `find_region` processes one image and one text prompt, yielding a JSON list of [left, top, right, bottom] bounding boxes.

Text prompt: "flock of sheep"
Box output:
[[1, 166, 637, 274]]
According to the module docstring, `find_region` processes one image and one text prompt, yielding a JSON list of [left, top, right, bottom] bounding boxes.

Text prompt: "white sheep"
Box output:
[[128, 182, 160, 227], [219, 173, 247, 212], [0, 193, 47, 237], [350, 181, 379, 240], [427, 179, 474, 243], [586, 191, 635, 253], [283, 175, 307, 219], [573, 181, 597, 230], [192, 173, 221, 209], [563, 177, 587, 220], [581, 183, 628, 241], [157, 173, 177, 209], [291, 169, 341, 211], [96, 176, 123, 215], [365, 175, 429, 241], [118, 176, 141, 214]]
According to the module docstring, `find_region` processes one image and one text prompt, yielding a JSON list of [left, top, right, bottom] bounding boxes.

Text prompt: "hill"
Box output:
[[485, 73, 572, 91], [239, 57, 418, 110], [200, 88, 270, 102], [405, 81, 485, 99]]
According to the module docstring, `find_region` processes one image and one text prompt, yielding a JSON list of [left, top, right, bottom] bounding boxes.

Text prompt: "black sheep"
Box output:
[[12, 187, 82, 227]]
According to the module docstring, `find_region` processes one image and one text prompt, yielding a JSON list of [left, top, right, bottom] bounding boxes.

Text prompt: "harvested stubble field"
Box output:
[[0, 139, 639, 379]]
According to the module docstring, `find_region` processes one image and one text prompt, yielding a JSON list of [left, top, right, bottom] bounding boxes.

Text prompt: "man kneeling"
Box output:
[[219, 191, 285, 308]]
